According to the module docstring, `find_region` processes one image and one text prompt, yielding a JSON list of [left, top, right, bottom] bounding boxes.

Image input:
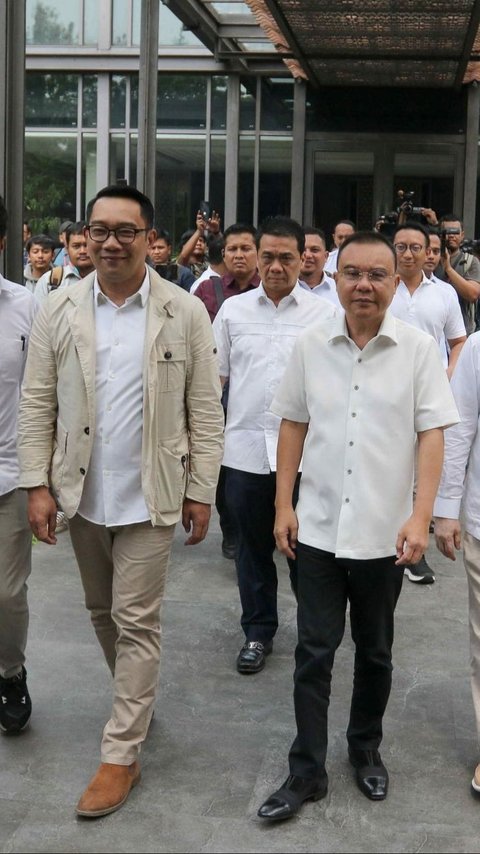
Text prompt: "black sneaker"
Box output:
[[404, 555, 435, 585], [0, 666, 32, 734]]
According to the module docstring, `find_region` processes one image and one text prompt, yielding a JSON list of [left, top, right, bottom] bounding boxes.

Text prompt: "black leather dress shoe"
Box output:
[[236, 641, 272, 674], [258, 774, 328, 821], [348, 748, 389, 800], [221, 537, 236, 559]]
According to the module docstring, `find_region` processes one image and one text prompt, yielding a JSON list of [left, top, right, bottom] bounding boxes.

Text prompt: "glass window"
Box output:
[[159, 2, 203, 46], [210, 137, 227, 220], [132, 0, 141, 45], [24, 134, 77, 233], [111, 76, 128, 129], [25, 73, 78, 128], [112, 0, 131, 46], [211, 77, 228, 130], [82, 76, 97, 129], [237, 136, 255, 225], [258, 137, 292, 223], [260, 79, 294, 131], [82, 134, 97, 217], [154, 135, 206, 248], [240, 79, 256, 131], [84, 0, 99, 45], [109, 135, 127, 186], [26, 0, 81, 45], [157, 76, 207, 130]]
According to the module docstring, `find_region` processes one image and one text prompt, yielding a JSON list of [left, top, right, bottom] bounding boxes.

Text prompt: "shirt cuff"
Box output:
[[433, 496, 462, 519]]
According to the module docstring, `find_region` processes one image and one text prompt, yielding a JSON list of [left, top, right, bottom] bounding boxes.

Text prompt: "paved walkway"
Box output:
[[1, 514, 479, 853]]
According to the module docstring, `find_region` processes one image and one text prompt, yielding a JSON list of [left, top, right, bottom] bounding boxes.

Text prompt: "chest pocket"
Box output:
[[156, 343, 187, 392]]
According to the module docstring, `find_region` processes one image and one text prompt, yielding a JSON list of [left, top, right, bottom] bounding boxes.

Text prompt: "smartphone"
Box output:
[[199, 200, 210, 220]]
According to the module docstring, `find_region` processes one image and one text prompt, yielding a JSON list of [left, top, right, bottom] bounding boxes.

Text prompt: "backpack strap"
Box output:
[[48, 266, 64, 291], [210, 276, 225, 312]]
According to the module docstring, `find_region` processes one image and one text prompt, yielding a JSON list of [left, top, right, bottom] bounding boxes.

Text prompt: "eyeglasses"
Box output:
[[86, 225, 148, 244], [339, 267, 394, 285], [393, 243, 425, 255]]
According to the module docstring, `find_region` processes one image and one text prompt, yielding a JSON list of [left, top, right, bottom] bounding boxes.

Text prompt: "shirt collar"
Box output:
[[257, 280, 303, 304], [399, 271, 431, 289], [94, 267, 150, 307], [224, 271, 261, 289], [328, 308, 398, 345]]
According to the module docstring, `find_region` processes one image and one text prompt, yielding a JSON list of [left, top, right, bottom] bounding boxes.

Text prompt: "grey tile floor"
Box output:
[[1, 514, 479, 853]]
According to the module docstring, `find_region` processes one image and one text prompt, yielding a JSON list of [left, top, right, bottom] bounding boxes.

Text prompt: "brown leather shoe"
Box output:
[[76, 761, 141, 818]]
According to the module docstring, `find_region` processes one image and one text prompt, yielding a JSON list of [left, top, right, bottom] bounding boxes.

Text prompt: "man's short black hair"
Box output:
[[65, 221, 87, 243], [86, 184, 154, 229], [26, 234, 56, 253], [155, 228, 172, 246], [439, 213, 463, 229], [223, 223, 257, 243], [334, 219, 356, 231], [256, 216, 305, 254], [0, 196, 8, 240], [337, 230, 397, 269], [392, 220, 430, 247], [206, 234, 225, 266], [304, 226, 326, 245]]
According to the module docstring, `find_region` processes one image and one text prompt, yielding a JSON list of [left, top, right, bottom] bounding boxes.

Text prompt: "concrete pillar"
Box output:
[[224, 75, 240, 227], [136, 0, 159, 206], [0, 0, 25, 283], [463, 81, 480, 237], [291, 79, 306, 223]]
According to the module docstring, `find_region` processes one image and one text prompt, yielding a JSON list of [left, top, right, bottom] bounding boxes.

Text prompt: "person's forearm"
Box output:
[[275, 419, 308, 509], [177, 229, 202, 266], [415, 428, 445, 522], [446, 339, 466, 378], [445, 265, 480, 301]]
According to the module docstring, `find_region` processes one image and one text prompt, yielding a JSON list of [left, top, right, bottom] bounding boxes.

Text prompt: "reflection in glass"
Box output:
[[159, 2, 203, 46], [210, 137, 226, 218], [24, 134, 77, 232], [157, 76, 207, 130], [83, 76, 98, 129], [110, 135, 127, 186], [211, 77, 228, 130], [261, 79, 294, 131], [111, 76, 128, 129], [259, 137, 292, 222], [82, 135, 97, 216], [112, 0, 131, 46], [84, 0, 99, 45], [26, 0, 80, 45], [26, 73, 78, 128], [154, 135, 206, 247], [240, 79, 256, 130], [238, 136, 255, 225]]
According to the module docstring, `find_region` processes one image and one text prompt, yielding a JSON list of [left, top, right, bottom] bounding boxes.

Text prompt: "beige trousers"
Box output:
[[68, 514, 175, 765], [462, 531, 480, 746], [0, 489, 32, 679]]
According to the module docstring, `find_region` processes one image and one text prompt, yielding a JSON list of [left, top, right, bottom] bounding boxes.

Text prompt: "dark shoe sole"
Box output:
[[404, 567, 435, 584]]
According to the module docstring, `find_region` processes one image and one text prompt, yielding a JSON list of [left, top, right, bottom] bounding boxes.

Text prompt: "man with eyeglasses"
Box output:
[[390, 221, 466, 585], [257, 231, 458, 821], [17, 184, 224, 818], [438, 214, 480, 335]]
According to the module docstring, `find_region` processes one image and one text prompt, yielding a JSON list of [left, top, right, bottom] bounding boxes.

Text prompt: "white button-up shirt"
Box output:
[[271, 311, 459, 559], [390, 273, 466, 368], [213, 282, 335, 474], [323, 248, 339, 275], [0, 276, 37, 496], [78, 274, 150, 526], [299, 273, 341, 307], [434, 332, 480, 539]]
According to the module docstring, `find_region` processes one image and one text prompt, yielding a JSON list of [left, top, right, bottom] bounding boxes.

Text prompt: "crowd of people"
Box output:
[[2, 186, 480, 822]]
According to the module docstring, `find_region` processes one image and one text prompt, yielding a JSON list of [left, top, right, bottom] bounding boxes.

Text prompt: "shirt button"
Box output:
[[107, 405, 112, 412], [84, 427, 90, 435], [352, 412, 357, 417], [357, 357, 362, 363], [354, 385, 359, 390], [79, 467, 86, 475], [349, 441, 354, 446], [347, 469, 352, 474], [345, 497, 350, 503], [165, 351, 172, 360]]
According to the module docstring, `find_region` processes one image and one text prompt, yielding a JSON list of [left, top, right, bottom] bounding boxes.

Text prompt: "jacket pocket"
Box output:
[[155, 438, 189, 511], [50, 420, 68, 492], [156, 343, 187, 392]]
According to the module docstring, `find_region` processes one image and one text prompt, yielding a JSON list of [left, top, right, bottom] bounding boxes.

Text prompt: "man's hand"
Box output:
[[182, 498, 211, 545], [195, 211, 207, 233], [274, 506, 298, 560], [206, 211, 221, 235], [434, 517, 461, 561], [27, 486, 58, 545], [395, 514, 430, 566], [420, 207, 438, 225]]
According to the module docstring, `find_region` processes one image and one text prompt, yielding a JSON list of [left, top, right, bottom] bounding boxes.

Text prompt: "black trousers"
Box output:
[[288, 543, 404, 780], [224, 468, 299, 644]]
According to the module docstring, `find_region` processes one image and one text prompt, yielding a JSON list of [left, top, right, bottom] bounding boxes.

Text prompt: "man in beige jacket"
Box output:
[[17, 184, 224, 818]]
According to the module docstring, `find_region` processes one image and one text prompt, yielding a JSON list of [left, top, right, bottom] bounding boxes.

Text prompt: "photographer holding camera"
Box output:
[[436, 214, 480, 335]]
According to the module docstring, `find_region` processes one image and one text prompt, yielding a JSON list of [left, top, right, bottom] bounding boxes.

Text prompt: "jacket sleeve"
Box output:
[[17, 302, 58, 488], [184, 297, 225, 503]]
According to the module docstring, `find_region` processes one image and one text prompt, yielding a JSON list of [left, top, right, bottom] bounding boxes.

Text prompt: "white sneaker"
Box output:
[[55, 510, 68, 533], [471, 763, 480, 794]]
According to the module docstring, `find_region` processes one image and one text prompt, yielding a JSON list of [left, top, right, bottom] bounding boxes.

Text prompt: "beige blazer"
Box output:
[[17, 267, 224, 526]]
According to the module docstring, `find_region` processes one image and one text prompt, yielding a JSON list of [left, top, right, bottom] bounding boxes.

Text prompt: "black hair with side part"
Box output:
[[85, 184, 154, 229], [256, 216, 305, 254], [337, 230, 397, 269]]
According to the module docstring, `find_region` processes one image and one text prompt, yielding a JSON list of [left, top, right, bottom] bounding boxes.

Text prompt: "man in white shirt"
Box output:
[[299, 227, 341, 307], [323, 219, 356, 275], [390, 221, 466, 585], [0, 196, 37, 735], [257, 231, 458, 821], [17, 185, 224, 817], [34, 221, 94, 306], [433, 333, 480, 796], [213, 216, 335, 676]]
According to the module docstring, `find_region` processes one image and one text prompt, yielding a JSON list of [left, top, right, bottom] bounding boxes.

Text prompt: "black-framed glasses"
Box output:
[[393, 243, 424, 255], [339, 267, 394, 285], [86, 225, 148, 244]]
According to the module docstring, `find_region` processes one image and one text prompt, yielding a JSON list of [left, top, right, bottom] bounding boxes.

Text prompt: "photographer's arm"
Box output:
[[177, 212, 206, 267], [443, 249, 480, 302]]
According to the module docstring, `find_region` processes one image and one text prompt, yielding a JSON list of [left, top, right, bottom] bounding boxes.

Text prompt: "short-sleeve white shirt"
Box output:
[[390, 273, 466, 367], [213, 282, 336, 474], [271, 311, 459, 560], [299, 273, 341, 307], [0, 276, 37, 495]]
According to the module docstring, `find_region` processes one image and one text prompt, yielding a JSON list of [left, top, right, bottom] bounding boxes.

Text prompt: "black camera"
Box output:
[[460, 237, 480, 255], [396, 190, 423, 217], [439, 226, 461, 255], [377, 190, 424, 237]]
